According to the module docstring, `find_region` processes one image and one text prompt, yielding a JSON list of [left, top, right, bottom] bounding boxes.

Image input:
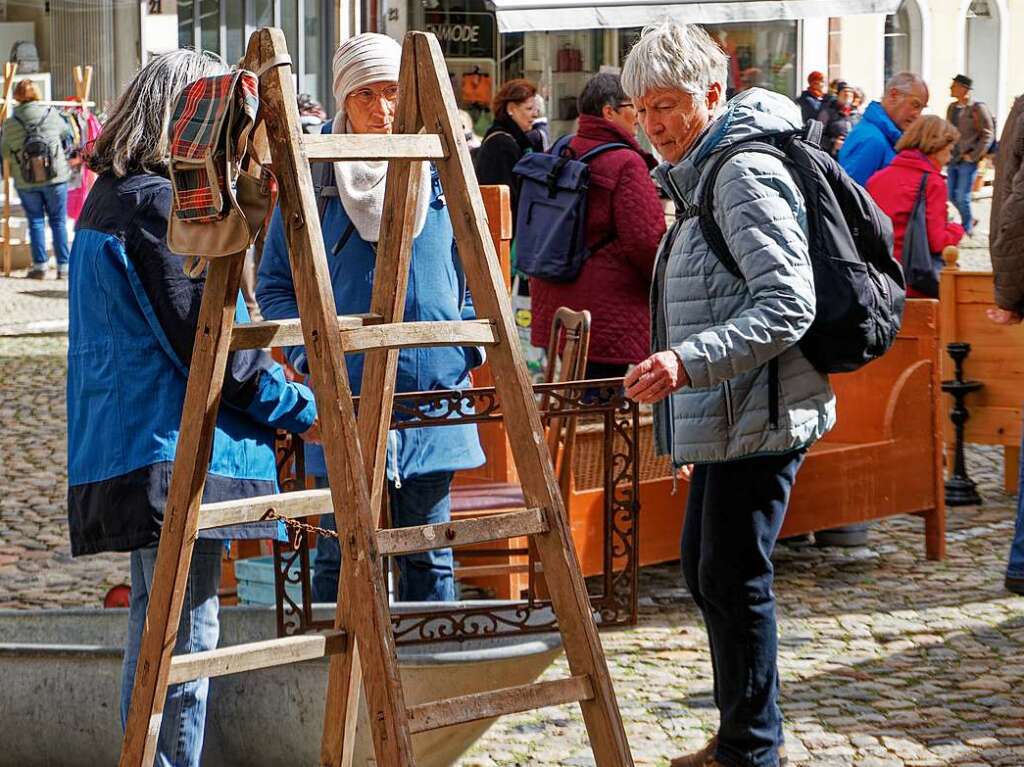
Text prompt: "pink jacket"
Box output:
[[529, 115, 666, 364], [866, 149, 964, 298]]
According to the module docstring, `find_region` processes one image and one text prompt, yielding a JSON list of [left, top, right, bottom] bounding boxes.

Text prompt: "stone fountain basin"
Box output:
[[0, 602, 562, 766]]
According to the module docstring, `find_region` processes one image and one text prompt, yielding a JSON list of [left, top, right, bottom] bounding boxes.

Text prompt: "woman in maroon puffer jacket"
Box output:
[[529, 73, 666, 378]]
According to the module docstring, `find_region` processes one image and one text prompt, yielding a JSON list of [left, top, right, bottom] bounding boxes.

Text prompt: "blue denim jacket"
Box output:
[[66, 172, 317, 555]]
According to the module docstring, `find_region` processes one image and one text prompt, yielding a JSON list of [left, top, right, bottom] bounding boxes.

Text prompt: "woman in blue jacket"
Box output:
[[66, 51, 318, 767], [257, 33, 484, 605]]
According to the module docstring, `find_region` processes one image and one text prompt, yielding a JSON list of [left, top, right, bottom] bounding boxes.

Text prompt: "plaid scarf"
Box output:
[[169, 71, 259, 223]]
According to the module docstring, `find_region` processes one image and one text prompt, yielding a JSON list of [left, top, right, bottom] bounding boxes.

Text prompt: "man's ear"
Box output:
[[602, 103, 617, 121], [706, 82, 724, 112]]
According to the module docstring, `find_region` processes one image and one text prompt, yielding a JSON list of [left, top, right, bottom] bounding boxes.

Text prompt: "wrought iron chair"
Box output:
[[449, 306, 591, 598]]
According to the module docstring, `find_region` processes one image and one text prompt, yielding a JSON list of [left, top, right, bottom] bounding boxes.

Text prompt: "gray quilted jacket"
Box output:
[[652, 88, 836, 465]]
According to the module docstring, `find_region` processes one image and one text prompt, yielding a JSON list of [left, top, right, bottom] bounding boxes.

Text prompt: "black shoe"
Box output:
[[26, 268, 46, 280], [1005, 576, 1024, 595]]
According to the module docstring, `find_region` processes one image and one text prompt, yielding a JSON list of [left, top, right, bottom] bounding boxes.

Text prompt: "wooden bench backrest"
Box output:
[[824, 299, 940, 444], [940, 247, 1024, 446]]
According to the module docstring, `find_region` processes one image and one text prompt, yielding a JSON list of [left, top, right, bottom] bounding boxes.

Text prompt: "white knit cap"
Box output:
[[332, 33, 402, 125]]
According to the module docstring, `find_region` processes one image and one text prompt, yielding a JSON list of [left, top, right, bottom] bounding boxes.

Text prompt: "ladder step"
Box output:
[[302, 133, 446, 162], [197, 488, 332, 530], [342, 320, 498, 353], [377, 507, 549, 557], [167, 630, 347, 684], [407, 675, 594, 734], [454, 563, 533, 579], [230, 313, 382, 351]]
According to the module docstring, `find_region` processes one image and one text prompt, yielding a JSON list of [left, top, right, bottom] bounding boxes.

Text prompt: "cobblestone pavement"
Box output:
[[4, 192, 1024, 764]]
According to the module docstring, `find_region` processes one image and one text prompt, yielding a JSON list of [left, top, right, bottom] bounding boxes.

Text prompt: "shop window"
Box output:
[[225, 2, 245, 66], [198, 0, 219, 54], [304, 0, 323, 99], [884, 7, 911, 83], [178, 0, 196, 49], [619, 22, 797, 98]]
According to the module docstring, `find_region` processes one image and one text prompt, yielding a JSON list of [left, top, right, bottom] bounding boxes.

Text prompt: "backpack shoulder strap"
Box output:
[[689, 139, 789, 279], [578, 141, 632, 163], [314, 159, 336, 223]]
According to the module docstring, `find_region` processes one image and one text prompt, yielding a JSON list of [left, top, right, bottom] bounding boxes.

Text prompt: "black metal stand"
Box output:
[[942, 342, 983, 506]]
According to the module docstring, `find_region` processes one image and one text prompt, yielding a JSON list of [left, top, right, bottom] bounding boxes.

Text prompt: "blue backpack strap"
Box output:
[[550, 134, 575, 156], [577, 141, 631, 163]]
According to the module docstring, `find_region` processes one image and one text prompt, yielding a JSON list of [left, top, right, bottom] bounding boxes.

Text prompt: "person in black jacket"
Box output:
[[67, 50, 318, 767], [795, 70, 827, 123], [816, 81, 857, 156], [473, 78, 537, 228]]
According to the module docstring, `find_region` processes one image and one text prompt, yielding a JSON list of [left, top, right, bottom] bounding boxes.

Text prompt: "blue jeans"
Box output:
[[120, 539, 222, 767], [19, 182, 70, 267], [682, 449, 806, 767], [312, 471, 457, 603], [1006, 431, 1024, 579], [947, 161, 979, 235]]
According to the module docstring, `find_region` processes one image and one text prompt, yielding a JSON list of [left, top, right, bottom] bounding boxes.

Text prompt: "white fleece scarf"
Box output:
[[331, 116, 431, 243]]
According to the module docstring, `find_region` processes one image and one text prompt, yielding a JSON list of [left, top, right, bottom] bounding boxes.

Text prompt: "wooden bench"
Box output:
[[460, 302, 946, 601], [566, 299, 946, 568], [939, 246, 1024, 493]]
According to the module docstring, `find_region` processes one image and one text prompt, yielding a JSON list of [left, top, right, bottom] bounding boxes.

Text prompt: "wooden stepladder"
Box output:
[[120, 27, 633, 767]]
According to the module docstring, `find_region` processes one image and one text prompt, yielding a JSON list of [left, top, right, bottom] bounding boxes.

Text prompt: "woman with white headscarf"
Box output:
[[257, 34, 485, 605]]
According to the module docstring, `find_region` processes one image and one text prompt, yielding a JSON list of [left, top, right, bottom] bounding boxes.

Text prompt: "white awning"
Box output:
[[487, 0, 901, 33]]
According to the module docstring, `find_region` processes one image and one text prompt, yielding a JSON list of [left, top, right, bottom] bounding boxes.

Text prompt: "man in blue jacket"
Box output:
[[257, 33, 484, 605], [839, 72, 929, 186]]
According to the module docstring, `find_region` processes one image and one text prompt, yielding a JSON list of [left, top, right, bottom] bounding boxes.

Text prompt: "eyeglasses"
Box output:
[[348, 85, 400, 107], [615, 102, 635, 111]]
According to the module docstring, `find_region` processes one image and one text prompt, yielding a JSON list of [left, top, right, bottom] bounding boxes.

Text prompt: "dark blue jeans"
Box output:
[[682, 448, 806, 767], [312, 470, 457, 603], [19, 182, 70, 267], [947, 161, 979, 235]]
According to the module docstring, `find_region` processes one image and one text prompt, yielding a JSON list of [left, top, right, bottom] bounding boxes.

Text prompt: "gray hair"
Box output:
[[578, 72, 628, 117], [885, 71, 926, 96], [89, 50, 226, 177], [621, 22, 729, 100]]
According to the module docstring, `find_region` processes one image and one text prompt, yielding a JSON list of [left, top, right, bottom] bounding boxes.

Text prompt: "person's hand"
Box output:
[[624, 351, 689, 404], [986, 307, 1023, 325], [301, 420, 321, 444], [679, 464, 694, 480]]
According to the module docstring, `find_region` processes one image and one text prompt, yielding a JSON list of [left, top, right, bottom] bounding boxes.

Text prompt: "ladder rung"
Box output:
[[230, 313, 382, 351], [377, 508, 548, 557], [407, 675, 594, 734], [167, 630, 347, 684], [342, 320, 498, 353], [454, 563, 532, 579], [302, 133, 446, 162], [197, 488, 332, 530]]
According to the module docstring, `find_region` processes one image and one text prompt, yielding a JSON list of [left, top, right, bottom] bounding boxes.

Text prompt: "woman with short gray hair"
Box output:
[[621, 22, 835, 767], [67, 51, 318, 767]]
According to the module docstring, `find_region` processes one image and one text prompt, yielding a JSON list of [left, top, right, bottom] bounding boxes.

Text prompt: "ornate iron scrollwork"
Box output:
[[271, 378, 640, 645]]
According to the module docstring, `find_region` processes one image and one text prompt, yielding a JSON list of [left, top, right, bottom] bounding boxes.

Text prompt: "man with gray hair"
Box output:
[[839, 71, 929, 185], [621, 20, 834, 767]]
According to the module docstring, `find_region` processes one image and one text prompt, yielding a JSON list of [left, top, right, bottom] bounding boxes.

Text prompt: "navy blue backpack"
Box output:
[[512, 135, 627, 282]]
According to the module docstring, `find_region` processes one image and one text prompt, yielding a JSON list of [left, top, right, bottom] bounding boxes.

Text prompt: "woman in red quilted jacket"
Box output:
[[529, 73, 667, 378], [866, 115, 965, 298]]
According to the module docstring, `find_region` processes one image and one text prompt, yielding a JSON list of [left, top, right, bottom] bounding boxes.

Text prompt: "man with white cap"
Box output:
[[257, 33, 485, 604]]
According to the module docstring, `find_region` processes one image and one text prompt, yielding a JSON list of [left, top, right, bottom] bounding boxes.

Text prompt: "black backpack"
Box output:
[[9, 41, 39, 74], [691, 121, 905, 374], [13, 108, 58, 184]]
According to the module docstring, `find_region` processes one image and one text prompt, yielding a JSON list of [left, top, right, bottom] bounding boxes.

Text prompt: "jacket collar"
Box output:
[[889, 148, 942, 175], [486, 114, 533, 152], [575, 114, 657, 169], [863, 101, 903, 146]]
